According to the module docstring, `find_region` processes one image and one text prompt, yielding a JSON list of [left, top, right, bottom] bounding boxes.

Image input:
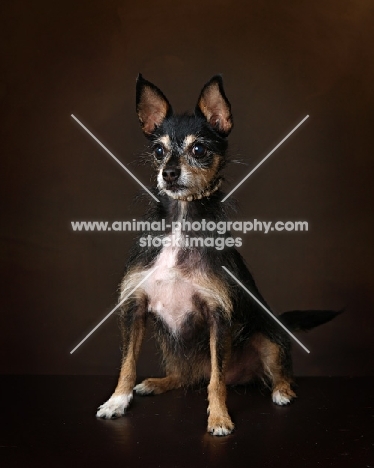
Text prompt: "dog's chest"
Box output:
[[142, 246, 205, 332]]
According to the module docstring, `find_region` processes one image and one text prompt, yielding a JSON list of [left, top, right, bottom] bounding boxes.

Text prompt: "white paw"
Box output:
[[96, 393, 133, 419], [134, 382, 153, 395], [272, 390, 291, 406], [209, 425, 233, 436]]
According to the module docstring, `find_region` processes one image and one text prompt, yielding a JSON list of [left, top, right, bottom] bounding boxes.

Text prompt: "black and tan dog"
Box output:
[[96, 75, 338, 436]]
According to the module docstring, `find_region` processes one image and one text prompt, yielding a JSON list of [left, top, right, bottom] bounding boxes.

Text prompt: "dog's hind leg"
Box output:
[[134, 375, 182, 395], [96, 297, 147, 419], [207, 317, 234, 436], [134, 328, 184, 395], [254, 334, 297, 405]]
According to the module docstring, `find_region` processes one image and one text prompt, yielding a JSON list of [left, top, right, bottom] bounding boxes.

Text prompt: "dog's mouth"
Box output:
[[165, 182, 187, 193], [160, 182, 193, 199], [159, 178, 222, 202], [157, 175, 188, 192]]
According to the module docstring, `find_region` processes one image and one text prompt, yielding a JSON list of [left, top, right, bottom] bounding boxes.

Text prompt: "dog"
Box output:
[[96, 74, 339, 436]]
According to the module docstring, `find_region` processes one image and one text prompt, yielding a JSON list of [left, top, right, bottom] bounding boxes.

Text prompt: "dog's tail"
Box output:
[[278, 309, 342, 332]]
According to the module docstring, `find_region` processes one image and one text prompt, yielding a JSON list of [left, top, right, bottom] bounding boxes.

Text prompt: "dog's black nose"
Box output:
[[162, 167, 181, 183]]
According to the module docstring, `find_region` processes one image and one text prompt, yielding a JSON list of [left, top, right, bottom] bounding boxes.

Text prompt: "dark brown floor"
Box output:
[[1, 376, 372, 467]]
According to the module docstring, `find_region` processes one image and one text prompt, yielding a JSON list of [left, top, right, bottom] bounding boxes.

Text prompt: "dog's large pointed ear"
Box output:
[[136, 74, 172, 135], [196, 75, 233, 136]]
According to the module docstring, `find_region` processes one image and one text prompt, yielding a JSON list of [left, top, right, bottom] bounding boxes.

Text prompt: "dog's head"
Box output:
[[136, 75, 233, 201]]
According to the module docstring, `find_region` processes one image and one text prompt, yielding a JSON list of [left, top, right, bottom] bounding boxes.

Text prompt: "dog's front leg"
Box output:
[[207, 317, 234, 436], [96, 298, 147, 419]]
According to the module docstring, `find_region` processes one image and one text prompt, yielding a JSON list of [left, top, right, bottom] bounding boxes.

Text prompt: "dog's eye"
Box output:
[[192, 143, 206, 157], [154, 144, 164, 160]]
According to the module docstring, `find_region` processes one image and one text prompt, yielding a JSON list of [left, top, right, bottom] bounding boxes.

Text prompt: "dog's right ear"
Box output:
[[196, 75, 233, 137], [136, 74, 172, 135]]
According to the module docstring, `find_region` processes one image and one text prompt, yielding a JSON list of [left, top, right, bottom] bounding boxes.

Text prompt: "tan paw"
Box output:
[[134, 377, 180, 395], [134, 380, 155, 395], [207, 414, 235, 436], [272, 385, 297, 406]]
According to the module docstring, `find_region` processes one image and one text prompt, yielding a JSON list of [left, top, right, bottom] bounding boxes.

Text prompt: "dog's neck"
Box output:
[[160, 186, 226, 229], [166, 178, 222, 202]]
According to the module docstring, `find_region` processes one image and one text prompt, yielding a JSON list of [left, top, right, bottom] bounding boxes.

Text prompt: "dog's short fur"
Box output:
[[96, 75, 339, 436]]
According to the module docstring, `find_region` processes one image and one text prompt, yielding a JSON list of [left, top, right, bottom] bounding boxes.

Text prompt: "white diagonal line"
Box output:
[[70, 266, 159, 354], [221, 115, 309, 202], [71, 114, 160, 203], [221, 266, 310, 353]]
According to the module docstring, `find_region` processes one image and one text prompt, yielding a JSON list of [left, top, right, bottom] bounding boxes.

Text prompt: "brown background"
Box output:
[[1, 0, 373, 377]]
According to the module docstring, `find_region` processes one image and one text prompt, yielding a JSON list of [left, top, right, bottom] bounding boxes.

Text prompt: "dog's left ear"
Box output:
[[136, 74, 172, 135], [196, 75, 233, 136]]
